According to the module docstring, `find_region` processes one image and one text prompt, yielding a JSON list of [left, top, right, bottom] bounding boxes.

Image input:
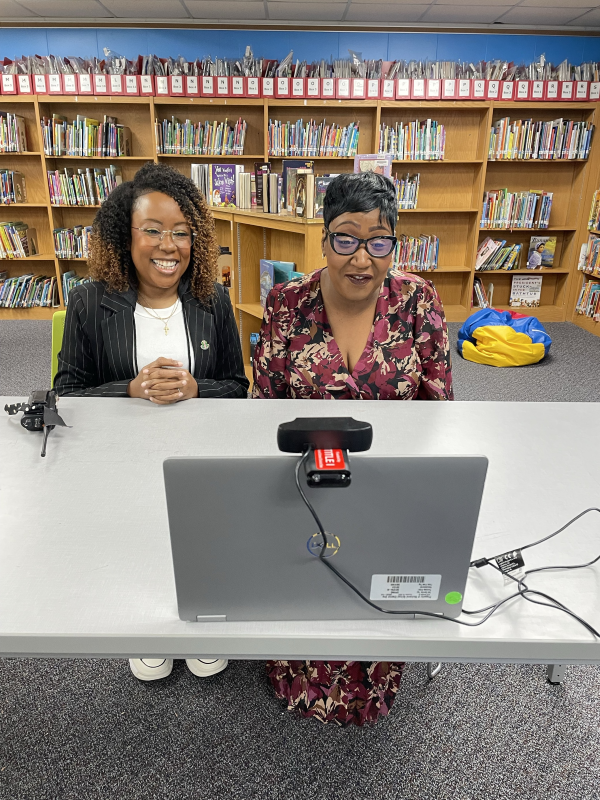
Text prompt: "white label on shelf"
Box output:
[[322, 78, 334, 97], [171, 75, 183, 94], [110, 74, 124, 93], [590, 82, 600, 101], [367, 79, 379, 98], [473, 79, 485, 98], [443, 79, 456, 97], [18, 74, 32, 93], [487, 80, 500, 99], [262, 77, 274, 96], [232, 77, 244, 95], [277, 77, 289, 95], [337, 78, 350, 96], [93, 74, 107, 93], [140, 75, 153, 94], [217, 77, 229, 94], [2, 74, 15, 93], [247, 77, 260, 95], [517, 80, 529, 99], [49, 74, 63, 93], [458, 79, 471, 97], [427, 79, 441, 98], [307, 78, 319, 96], [501, 81, 514, 99], [382, 79, 394, 98], [412, 78, 425, 97], [34, 74, 47, 93], [202, 76, 215, 94], [352, 78, 365, 96], [560, 81, 573, 99], [63, 74, 77, 93], [292, 78, 304, 96], [126, 75, 139, 93], [156, 75, 168, 95], [532, 81, 544, 99], [576, 81, 589, 99], [546, 81, 559, 99], [370, 574, 441, 601], [396, 78, 410, 98]]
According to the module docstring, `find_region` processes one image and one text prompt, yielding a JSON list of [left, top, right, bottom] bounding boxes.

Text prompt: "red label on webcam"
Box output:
[[314, 449, 346, 470]]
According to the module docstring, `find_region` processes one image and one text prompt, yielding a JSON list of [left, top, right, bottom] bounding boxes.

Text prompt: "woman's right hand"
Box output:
[[127, 357, 184, 400]]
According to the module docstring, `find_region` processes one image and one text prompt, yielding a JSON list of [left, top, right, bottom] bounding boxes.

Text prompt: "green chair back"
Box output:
[[51, 310, 66, 387]]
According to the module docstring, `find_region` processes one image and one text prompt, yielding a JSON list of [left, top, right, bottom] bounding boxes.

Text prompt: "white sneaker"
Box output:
[[129, 658, 173, 681], [185, 658, 228, 677]]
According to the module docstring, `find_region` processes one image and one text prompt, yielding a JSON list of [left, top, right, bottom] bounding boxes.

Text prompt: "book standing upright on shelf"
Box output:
[[210, 164, 242, 206], [509, 275, 543, 308], [353, 154, 393, 177], [527, 237, 556, 269]]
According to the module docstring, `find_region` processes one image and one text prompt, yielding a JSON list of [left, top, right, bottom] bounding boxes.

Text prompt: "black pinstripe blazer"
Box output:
[[54, 279, 249, 398]]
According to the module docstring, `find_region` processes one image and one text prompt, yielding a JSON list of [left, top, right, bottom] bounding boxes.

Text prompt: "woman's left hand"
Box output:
[[141, 369, 199, 404]]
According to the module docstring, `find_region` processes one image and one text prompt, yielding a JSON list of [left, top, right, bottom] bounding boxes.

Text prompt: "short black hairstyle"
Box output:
[[323, 171, 398, 233]]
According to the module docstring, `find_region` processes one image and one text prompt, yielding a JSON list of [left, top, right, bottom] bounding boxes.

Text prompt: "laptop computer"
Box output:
[[163, 454, 488, 622]]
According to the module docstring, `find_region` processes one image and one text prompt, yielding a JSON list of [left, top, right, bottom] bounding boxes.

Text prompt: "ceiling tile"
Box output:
[[421, 4, 513, 22], [267, 2, 345, 19], [434, 0, 520, 5], [101, 0, 189, 16], [567, 7, 600, 24], [0, 0, 37, 16], [497, 5, 591, 23], [184, 0, 265, 18], [346, 3, 430, 21], [17, 0, 113, 15], [519, 0, 594, 6]]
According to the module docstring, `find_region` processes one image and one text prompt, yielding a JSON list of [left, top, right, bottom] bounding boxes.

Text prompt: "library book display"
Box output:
[[1, 95, 600, 380]]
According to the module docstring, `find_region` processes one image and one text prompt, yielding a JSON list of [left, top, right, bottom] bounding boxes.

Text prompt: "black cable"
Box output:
[[294, 452, 600, 638]]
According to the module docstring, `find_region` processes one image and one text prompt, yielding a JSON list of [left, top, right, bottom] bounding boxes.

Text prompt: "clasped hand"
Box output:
[[127, 357, 199, 404]]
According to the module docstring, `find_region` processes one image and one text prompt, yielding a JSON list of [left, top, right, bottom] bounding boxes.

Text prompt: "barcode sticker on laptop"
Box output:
[[370, 574, 441, 601]]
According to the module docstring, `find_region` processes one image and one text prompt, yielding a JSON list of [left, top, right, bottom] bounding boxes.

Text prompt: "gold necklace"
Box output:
[[138, 294, 179, 336]]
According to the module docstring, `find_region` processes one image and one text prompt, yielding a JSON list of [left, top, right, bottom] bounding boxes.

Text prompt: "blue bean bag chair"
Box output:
[[457, 308, 552, 367]]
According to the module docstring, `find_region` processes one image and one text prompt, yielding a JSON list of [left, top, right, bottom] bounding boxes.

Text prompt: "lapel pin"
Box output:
[[200, 340, 210, 350]]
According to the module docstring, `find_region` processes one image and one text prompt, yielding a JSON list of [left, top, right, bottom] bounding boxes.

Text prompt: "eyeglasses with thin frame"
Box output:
[[131, 226, 196, 248], [325, 228, 397, 258]]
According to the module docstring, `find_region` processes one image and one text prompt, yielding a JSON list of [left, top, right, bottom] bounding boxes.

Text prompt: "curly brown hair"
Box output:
[[87, 162, 219, 303]]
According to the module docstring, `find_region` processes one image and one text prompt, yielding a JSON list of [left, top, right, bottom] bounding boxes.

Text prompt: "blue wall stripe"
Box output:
[[0, 28, 599, 65]]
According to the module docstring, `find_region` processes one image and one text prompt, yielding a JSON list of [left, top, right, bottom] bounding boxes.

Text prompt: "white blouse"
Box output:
[[134, 299, 195, 374]]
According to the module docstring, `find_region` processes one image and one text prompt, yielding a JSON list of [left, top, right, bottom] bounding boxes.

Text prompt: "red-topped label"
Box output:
[[314, 449, 346, 470]]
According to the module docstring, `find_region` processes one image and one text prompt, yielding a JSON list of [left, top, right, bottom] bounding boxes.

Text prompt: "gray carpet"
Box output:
[[1, 320, 600, 800]]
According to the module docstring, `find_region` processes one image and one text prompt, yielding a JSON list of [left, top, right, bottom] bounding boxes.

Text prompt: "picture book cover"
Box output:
[[210, 164, 239, 206], [260, 259, 274, 306], [315, 175, 339, 218], [353, 154, 392, 177], [527, 236, 557, 269], [282, 159, 314, 209], [509, 275, 543, 308]]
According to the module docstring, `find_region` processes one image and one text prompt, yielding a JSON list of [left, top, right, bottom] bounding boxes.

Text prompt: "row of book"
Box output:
[[0, 170, 27, 204], [378, 120, 446, 161], [575, 279, 600, 320], [472, 277, 489, 308], [62, 270, 89, 303], [395, 173, 420, 210], [0, 221, 38, 258], [41, 114, 132, 158], [392, 234, 439, 271], [588, 189, 600, 232], [480, 189, 553, 229], [53, 226, 92, 259], [47, 165, 123, 206], [488, 117, 594, 161], [267, 119, 359, 157], [0, 273, 58, 307], [155, 116, 247, 156], [0, 112, 28, 153], [580, 233, 600, 276], [259, 259, 302, 305], [475, 240, 523, 271]]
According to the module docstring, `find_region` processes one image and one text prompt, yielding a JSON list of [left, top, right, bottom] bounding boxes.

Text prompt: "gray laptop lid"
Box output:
[[163, 455, 488, 622]]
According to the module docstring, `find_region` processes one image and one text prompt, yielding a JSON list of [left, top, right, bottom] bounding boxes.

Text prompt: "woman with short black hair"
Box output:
[[253, 170, 453, 726]]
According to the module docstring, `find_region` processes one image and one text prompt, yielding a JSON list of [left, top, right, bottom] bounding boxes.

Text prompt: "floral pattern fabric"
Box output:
[[252, 267, 454, 401], [266, 660, 404, 727]]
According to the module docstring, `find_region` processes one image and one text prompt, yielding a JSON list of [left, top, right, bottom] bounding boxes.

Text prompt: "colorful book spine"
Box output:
[[155, 117, 247, 156], [392, 234, 439, 271], [268, 119, 359, 157], [379, 120, 446, 161], [489, 118, 594, 161]]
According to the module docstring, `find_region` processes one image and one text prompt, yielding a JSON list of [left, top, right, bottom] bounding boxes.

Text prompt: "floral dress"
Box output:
[[253, 267, 453, 726]]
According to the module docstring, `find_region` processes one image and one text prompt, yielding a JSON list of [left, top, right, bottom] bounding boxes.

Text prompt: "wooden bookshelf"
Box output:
[[1, 95, 599, 349]]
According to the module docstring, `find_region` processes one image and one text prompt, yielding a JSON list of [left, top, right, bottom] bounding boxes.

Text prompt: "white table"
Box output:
[[1, 397, 599, 681]]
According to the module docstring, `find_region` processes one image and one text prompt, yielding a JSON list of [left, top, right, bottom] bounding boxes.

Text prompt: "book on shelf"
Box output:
[[488, 118, 594, 161], [260, 259, 301, 289], [475, 238, 522, 271], [249, 331, 260, 366], [480, 189, 553, 229], [260, 259, 274, 306], [509, 275, 543, 308], [354, 154, 393, 177], [581, 233, 600, 276], [41, 114, 132, 158], [0, 273, 58, 308], [378, 120, 445, 161], [575, 278, 600, 321], [588, 189, 600, 232], [392, 234, 439, 271], [254, 162, 271, 210], [294, 170, 315, 219], [0, 221, 38, 258], [282, 160, 314, 210], [0, 170, 26, 204], [235, 171, 252, 210], [155, 116, 247, 156], [47, 165, 122, 206], [395, 172, 420, 210], [210, 164, 242, 207], [527, 236, 556, 269], [53, 226, 92, 259], [315, 175, 338, 218], [472, 277, 489, 308], [268, 119, 359, 158], [62, 270, 90, 303], [0, 112, 28, 153], [217, 246, 232, 287]]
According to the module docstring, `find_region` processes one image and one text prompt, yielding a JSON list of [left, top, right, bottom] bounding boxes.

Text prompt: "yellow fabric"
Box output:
[[51, 310, 66, 387], [462, 325, 546, 368]]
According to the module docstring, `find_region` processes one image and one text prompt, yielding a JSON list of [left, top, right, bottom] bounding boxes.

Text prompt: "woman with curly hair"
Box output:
[[55, 162, 248, 403], [55, 163, 248, 682]]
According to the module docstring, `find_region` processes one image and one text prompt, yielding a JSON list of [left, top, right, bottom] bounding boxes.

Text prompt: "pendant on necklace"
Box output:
[[164, 325, 169, 336]]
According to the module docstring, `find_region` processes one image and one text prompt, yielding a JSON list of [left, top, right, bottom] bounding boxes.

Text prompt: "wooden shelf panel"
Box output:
[[0, 254, 56, 261], [45, 155, 153, 161], [157, 153, 263, 159], [572, 314, 600, 334], [494, 305, 566, 321], [0, 151, 41, 156], [476, 268, 570, 274], [0, 306, 60, 319], [478, 226, 577, 232], [238, 302, 264, 319]]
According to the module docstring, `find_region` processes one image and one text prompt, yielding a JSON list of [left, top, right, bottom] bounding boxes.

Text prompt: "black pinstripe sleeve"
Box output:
[[195, 286, 249, 399], [54, 286, 131, 398]]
